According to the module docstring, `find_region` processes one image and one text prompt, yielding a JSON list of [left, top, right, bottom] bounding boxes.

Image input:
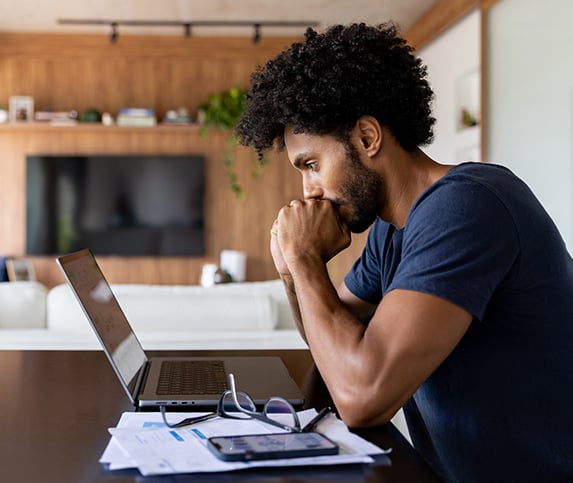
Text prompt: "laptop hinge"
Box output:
[[133, 359, 150, 406]]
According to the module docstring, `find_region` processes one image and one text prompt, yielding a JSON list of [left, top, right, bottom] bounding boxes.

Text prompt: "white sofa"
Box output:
[[0, 279, 412, 441], [0, 280, 306, 350]]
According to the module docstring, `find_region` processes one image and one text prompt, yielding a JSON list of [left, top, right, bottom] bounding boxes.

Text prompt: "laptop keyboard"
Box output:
[[157, 360, 228, 395]]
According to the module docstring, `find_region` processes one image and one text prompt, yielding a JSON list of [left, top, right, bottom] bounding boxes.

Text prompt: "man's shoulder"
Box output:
[[412, 162, 528, 217], [438, 161, 516, 189], [438, 162, 525, 198]]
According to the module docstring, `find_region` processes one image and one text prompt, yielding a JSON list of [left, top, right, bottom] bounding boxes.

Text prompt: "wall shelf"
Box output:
[[455, 68, 480, 132], [0, 31, 367, 290], [0, 122, 202, 133]]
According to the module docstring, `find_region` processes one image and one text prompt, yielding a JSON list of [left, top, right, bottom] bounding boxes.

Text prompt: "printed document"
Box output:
[[101, 408, 391, 476]]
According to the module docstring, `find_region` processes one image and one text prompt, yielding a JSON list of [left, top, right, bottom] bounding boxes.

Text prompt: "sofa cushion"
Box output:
[[47, 283, 278, 332], [205, 280, 295, 330], [0, 281, 47, 329]]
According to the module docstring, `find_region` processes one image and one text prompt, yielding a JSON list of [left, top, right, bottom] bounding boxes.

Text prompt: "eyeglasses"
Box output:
[[160, 373, 302, 432]]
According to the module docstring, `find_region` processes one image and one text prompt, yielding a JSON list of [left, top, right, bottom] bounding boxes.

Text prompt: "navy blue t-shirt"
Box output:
[[345, 162, 573, 482]]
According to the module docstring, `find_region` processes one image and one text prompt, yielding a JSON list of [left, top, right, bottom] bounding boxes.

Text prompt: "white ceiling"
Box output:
[[0, 0, 436, 38]]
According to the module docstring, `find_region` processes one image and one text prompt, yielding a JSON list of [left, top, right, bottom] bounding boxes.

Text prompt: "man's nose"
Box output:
[[303, 178, 324, 200]]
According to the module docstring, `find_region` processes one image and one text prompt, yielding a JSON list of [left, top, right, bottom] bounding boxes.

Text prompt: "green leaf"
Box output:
[[198, 85, 261, 200]]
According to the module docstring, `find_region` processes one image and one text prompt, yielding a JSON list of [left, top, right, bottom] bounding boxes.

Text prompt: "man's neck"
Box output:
[[379, 147, 452, 228]]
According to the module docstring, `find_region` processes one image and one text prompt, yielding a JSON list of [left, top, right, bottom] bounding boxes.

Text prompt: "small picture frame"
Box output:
[[9, 95, 34, 122], [6, 257, 36, 282]]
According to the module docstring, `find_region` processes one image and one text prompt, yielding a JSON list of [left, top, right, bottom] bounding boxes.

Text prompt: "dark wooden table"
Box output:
[[0, 349, 441, 482]]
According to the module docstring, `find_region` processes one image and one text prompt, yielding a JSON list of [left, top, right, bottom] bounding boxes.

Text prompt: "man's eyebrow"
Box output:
[[293, 153, 309, 169]]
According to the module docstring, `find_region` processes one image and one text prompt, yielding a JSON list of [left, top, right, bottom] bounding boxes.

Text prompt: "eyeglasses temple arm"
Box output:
[[250, 412, 300, 432], [160, 405, 217, 428], [228, 373, 255, 416]]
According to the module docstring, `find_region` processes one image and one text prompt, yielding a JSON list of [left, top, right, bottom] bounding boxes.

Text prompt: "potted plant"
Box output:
[[198, 86, 267, 200]]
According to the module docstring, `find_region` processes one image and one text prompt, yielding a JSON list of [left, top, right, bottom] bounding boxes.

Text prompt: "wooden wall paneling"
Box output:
[[0, 32, 369, 288], [0, 124, 307, 287], [479, 0, 503, 11], [0, 33, 296, 116], [10, 132, 27, 253], [404, 0, 479, 50], [0, 132, 25, 254]]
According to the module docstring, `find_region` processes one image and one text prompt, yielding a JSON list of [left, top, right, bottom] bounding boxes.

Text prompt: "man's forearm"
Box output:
[[279, 273, 308, 344]]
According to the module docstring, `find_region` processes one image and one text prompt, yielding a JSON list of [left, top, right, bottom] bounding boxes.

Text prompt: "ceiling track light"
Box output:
[[109, 22, 119, 44], [58, 19, 318, 45], [253, 23, 261, 44]]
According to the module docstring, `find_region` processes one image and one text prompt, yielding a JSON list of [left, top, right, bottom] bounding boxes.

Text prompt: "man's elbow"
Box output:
[[334, 391, 396, 428]]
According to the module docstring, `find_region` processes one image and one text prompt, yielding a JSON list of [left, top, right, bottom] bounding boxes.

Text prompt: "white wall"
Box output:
[[419, 8, 481, 165], [487, 0, 573, 250]]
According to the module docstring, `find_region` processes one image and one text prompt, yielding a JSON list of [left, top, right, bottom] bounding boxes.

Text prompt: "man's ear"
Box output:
[[356, 116, 383, 157]]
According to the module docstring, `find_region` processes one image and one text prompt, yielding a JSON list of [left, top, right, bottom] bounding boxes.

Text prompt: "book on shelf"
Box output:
[[116, 116, 157, 127], [161, 118, 194, 126], [116, 107, 157, 127], [118, 107, 155, 117], [162, 108, 193, 125], [34, 110, 78, 123]]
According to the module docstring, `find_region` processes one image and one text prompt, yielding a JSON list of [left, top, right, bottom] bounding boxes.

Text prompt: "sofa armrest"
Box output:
[[0, 281, 47, 329]]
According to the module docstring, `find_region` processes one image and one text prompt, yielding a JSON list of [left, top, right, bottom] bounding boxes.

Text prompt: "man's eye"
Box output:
[[306, 161, 317, 171]]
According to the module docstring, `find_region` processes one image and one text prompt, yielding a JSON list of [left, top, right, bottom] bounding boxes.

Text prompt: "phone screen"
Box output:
[[207, 432, 339, 461]]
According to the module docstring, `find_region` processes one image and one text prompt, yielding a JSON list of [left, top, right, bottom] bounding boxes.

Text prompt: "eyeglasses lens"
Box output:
[[264, 398, 299, 429]]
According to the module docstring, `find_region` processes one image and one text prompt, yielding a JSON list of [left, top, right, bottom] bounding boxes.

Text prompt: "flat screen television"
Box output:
[[26, 154, 205, 256]]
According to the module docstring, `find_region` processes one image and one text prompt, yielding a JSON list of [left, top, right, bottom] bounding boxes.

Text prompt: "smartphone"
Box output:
[[207, 432, 339, 461]]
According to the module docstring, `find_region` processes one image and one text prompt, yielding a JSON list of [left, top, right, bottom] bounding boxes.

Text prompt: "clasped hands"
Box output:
[[270, 199, 351, 276]]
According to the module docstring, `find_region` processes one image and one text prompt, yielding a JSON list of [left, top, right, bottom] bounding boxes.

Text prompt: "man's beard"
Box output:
[[336, 141, 385, 233]]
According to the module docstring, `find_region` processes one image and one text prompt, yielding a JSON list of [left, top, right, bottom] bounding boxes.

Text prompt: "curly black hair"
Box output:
[[235, 23, 435, 158]]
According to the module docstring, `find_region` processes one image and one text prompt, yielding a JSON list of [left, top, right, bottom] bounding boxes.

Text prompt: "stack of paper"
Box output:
[[101, 408, 391, 476]]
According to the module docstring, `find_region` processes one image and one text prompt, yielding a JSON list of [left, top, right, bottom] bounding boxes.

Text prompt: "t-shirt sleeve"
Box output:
[[389, 181, 520, 321], [344, 220, 387, 305]]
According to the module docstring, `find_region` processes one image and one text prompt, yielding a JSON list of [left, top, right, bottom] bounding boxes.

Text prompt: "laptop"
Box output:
[[56, 249, 305, 408]]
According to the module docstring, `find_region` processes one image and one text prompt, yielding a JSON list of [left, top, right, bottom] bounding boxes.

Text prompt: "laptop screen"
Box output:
[[57, 249, 147, 397]]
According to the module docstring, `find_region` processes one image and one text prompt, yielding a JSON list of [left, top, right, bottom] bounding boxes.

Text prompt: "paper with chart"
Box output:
[[101, 408, 391, 476]]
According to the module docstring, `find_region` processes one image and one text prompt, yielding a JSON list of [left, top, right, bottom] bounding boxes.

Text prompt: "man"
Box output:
[[235, 23, 573, 482]]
